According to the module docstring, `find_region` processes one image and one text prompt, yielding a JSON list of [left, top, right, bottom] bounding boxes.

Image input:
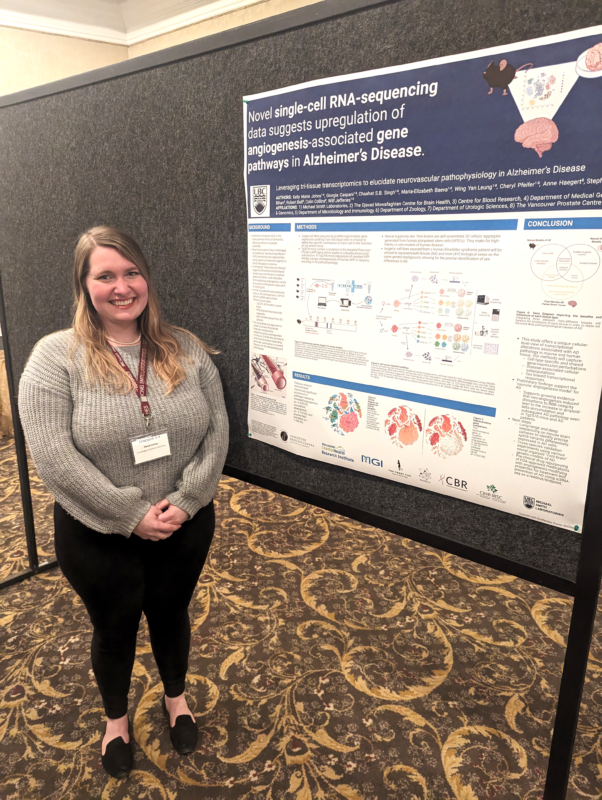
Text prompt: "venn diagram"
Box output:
[[531, 243, 600, 300]]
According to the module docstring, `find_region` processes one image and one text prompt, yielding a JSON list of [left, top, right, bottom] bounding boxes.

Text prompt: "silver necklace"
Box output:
[[106, 333, 142, 346]]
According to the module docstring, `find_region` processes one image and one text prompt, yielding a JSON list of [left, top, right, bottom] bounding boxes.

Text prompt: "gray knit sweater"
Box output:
[[18, 329, 229, 536]]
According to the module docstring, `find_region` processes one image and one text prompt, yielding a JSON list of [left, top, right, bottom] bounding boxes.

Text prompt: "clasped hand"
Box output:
[[133, 500, 189, 541]]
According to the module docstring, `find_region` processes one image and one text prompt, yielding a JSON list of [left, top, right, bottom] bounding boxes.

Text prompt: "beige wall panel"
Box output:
[[128, 0, 322, 59], [0, 27, 128, 97]]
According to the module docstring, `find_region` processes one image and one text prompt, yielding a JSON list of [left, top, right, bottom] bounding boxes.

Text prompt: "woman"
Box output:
[[18, 226, 229, 778]]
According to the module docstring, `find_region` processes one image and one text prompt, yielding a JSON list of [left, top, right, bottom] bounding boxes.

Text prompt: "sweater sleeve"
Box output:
[[18, 337, 151, 536], [165, 346, 229, 518]]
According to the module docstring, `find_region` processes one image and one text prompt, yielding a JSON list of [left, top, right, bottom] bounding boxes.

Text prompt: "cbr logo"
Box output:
[[362, 455, 383, 467], [439, 474, 468, 489]]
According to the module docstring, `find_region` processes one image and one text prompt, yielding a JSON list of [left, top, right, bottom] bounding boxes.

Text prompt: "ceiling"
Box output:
[[0, 0, 265, 45]]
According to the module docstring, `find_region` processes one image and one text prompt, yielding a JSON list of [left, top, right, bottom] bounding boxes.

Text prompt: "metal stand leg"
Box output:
[[543, 399, 602, 800], [0, 272, 39, 572], [543, 557, 601, 799]]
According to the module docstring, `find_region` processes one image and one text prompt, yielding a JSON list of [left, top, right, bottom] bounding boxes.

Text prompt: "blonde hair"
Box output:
[[72, 225, 216, 394]]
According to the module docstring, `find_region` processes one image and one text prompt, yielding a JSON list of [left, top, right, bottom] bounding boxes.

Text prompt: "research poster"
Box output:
[[244, 27, 602, 532]]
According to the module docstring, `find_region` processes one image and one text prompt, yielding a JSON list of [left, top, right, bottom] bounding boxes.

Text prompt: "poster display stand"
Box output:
[[0, 3, 601, 798]]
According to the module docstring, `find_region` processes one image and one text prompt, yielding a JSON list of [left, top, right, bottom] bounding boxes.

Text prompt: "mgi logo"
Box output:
[[523, 496, 535, 509], [250, 185, 270, 217], [439, 474, 468, 491], [362, 455, 383, 467]]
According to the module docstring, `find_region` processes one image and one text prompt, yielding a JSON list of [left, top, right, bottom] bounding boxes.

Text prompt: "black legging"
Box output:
[[54, 501, 215, 719]]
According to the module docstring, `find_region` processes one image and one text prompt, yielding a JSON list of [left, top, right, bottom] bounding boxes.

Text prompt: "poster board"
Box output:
[[245, 26, 602, 532]]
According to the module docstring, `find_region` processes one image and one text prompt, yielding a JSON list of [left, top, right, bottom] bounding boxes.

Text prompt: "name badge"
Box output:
[[130, 429, 171, 465]]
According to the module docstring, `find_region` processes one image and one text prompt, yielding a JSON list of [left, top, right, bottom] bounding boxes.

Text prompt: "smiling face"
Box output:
[[85, 246, 149, 335]]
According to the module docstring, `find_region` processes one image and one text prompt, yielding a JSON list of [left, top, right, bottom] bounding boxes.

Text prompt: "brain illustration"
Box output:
[[514, 117, 559, 158], [586, 43, 602, 72], [325, 392, 362, 435], [384, 405, 422, 449], [426, 414, 467, 459]]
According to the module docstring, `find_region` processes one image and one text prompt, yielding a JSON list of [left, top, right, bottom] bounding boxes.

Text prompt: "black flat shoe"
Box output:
[[162, 694, 198, 755], [101, 721, 133, 778]]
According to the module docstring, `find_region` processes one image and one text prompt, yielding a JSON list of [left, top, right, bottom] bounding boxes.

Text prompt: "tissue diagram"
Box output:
[[325, 392, 362, 435], [426, 414, 467, 459], [251, 354, 287, 394], [385, 405, 422, 449]]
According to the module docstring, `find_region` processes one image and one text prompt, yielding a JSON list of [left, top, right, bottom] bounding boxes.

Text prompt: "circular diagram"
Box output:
[[325, 392, 362, 435], [426, 414, 467, 459], [531, 243, 600, 300], [384, 405, 422, 449]]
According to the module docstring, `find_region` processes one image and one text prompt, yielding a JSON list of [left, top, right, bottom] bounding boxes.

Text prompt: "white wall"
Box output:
[[0, 0, 321, 96], [0, 26, 127, 96]]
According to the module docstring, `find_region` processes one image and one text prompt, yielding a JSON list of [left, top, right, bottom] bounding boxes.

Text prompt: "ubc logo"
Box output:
[[362, 455, 383, 467], [251, 185, 269, 217], [439, 474, 468, 490]]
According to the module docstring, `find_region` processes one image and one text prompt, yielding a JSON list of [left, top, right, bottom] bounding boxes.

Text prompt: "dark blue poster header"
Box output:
[[244, 29, 602, 218]]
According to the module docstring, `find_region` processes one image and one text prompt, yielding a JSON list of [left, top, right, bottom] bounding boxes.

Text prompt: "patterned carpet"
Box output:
[[1, 438, 602, 799]]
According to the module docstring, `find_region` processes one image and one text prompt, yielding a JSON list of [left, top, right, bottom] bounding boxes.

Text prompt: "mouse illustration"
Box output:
[[483, 59, 516, 95]]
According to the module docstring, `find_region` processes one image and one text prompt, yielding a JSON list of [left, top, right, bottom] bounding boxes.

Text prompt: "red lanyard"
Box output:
[[108, 339, 151, 427]]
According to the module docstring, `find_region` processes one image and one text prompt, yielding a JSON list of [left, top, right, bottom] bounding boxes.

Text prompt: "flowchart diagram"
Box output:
[[295, 270, 501, 365]]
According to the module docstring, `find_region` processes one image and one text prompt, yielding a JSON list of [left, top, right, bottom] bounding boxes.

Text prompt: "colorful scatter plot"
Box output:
[[426, 414, 467, 459], [325, 392, 362, 436], [384, 405, 422, 449]]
